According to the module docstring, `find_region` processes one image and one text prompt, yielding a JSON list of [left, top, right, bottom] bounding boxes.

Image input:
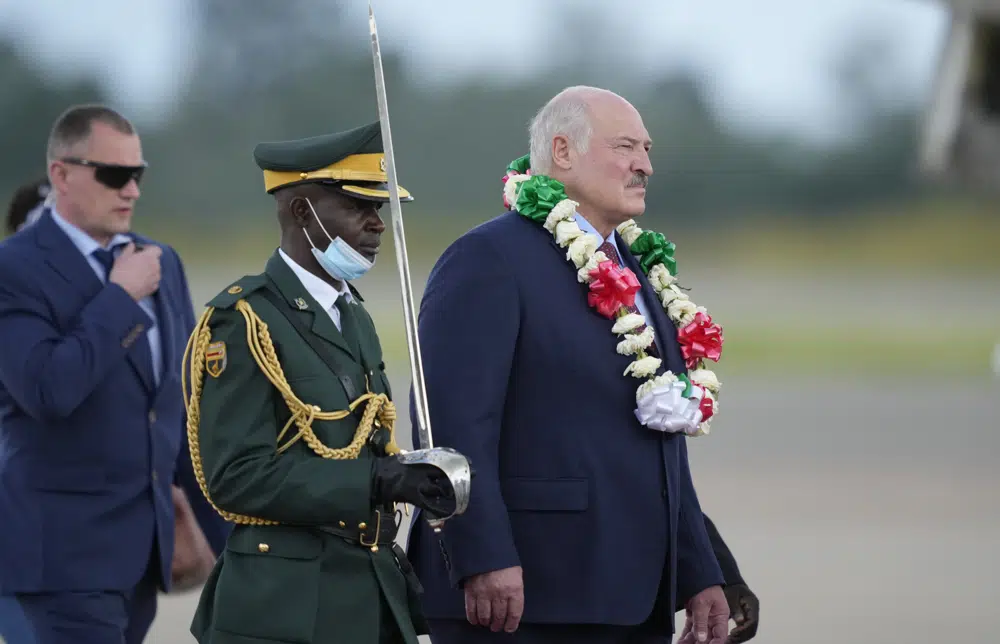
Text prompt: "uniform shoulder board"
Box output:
[[207, 274, 268, 309]]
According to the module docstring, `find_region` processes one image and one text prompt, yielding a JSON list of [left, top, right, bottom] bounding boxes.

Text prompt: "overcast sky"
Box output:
[[0, 0, 951, 142]]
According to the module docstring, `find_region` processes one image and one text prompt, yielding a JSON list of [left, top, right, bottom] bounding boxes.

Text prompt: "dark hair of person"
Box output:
[[6, 178, 50, 235]]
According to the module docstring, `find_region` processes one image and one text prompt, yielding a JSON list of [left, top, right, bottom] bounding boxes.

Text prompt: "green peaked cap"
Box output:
[[253, 121, 413, 202]]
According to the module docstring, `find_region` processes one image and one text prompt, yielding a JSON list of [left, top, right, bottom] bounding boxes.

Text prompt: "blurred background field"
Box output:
[[2, 1, 998, 642]]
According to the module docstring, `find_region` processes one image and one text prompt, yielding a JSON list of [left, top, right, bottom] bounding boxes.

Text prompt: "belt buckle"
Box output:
[[359, 509, 382, 553]]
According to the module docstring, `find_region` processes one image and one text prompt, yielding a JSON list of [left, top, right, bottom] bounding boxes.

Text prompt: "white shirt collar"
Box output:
[[278, 248, 353, 312]]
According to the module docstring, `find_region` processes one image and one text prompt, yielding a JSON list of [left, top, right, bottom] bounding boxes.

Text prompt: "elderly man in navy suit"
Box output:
[[0, 104, 230, 644], [407, 86, 755, 644]]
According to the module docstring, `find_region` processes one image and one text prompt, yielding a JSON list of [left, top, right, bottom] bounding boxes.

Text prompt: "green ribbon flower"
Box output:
[[677, 373, 693, 398], [514, 175, 568, 223], [506, 154, 531, 175], [629, 230, 677, 276]]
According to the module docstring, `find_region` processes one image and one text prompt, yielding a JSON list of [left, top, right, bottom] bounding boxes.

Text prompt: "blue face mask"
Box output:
[[302, 198, 374, 282]]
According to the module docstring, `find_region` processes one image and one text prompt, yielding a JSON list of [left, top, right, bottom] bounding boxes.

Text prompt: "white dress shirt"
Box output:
[[278, 248, 353, 331]]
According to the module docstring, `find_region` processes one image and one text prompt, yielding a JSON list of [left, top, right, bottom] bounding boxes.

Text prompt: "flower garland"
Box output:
[[502, 155, 723, 436]]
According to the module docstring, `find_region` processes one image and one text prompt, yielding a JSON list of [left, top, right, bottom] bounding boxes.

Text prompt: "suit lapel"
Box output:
[[263, 252, 357, 361], [35, 211, 103, 295], [616, 232, 687, 375], [36, 212, 156, 393]]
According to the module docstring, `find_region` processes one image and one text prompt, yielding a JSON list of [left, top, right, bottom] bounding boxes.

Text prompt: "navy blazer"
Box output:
[[407, 211, 725, 629], [0, 211, 230, 594]]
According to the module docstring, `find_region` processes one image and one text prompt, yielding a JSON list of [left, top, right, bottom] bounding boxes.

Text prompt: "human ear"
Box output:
[[551, 135, 573, 170], [289, 196, 312, 228]]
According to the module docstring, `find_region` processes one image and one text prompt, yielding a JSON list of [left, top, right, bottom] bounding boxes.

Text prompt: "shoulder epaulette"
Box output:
[[207, 274, 269, 309]]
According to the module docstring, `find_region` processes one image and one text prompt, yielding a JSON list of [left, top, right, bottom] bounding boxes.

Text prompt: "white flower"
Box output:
[[659, 285, 689, 308], [553, 219, 584, 246], [648, 264, 676, 291], [688, 420, 711, 437], [667, 298, 698, 325], [611, 313, 646, 334], [624, 356, 661, 379], [503, 174, 530, 209], [566, 233, 600, 268], [616, 327, 655, 356], [577, 250, 609, 283], [635, 371, 678, 402], [543, 199, 578, 232], [689, 369, 721, 395], [617, 219, 643, 247]]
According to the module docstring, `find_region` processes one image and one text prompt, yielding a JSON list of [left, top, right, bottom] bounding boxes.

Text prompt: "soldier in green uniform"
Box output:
[[184, 121, 461, 644]]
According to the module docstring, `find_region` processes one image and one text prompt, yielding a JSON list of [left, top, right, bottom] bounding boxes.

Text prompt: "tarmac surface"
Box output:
[[146, 373, 1000, 643]]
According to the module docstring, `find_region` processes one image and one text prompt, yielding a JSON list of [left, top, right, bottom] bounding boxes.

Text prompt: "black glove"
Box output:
[[724, 583, 759, 643], [372, 455, 457, 517]]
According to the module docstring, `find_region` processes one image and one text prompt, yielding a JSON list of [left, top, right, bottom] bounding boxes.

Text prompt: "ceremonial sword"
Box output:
[[368, 2, 472, 532]]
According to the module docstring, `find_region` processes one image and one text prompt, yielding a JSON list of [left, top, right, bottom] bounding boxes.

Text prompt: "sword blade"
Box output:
[[368, 2, 434, 450]]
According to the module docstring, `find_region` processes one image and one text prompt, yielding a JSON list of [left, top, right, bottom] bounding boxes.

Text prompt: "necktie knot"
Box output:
[[92, 248, 115, 279], [92, 243, 129, 280], [598, 240, 622, 266]]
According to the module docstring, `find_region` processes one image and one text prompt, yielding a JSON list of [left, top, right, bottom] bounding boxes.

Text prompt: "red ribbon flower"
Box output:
[[587, 261, 640, 319], [677, 311, 723, 369], [698, 395, 715, 423]]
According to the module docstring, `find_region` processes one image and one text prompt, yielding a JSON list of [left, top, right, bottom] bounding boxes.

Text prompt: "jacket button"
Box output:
[[338, 521, 346, 528], [258, 543, 269, 553], [358, 522, 367, 530], [148, 410, 157, 424]]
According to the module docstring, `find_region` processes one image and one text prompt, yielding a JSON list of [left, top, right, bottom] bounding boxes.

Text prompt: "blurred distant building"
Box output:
[[920, 0, 1000, 189]]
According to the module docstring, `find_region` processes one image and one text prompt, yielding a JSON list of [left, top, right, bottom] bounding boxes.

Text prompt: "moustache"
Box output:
[[627, 174, 648, 188]]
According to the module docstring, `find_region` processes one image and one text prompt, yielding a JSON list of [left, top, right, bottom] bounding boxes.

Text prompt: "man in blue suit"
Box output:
[[407, 86, 742, 643], [0, 105, 230, 644]]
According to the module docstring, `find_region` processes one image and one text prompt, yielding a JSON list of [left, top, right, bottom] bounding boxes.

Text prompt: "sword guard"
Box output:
[[396, 447, 472, 531]]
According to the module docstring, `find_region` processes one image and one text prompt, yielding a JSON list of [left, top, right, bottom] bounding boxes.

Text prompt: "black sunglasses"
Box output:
[[60, 157, 147, 190]]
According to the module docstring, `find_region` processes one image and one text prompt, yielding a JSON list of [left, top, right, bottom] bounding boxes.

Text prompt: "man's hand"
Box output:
[[723, 583, 759, 642], [109, 242, 162, 301], [678, 585, 730, 644], [170, 485, 217, 592], [463, 566, 524, 633]]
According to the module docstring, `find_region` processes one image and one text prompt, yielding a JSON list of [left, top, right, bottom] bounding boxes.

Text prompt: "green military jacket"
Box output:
[[188, 250, 426, 644]]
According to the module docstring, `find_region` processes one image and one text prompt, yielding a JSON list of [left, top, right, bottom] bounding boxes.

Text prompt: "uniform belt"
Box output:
[[315, 509, 399, 547]]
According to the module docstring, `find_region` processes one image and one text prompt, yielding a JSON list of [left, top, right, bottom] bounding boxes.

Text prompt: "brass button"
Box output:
[[227, 285, 243, 294], [299, 172, 308, 179], [258, 543, 270, 553], [358, 522, 367, 530], [148, 410, 157, 424], [338, 521, 346, 528]]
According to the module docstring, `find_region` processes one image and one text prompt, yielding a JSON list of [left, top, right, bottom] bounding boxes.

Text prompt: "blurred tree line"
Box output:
[[0, 0, 935, 229]]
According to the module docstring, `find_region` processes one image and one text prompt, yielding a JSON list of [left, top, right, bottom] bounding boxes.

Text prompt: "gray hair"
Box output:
[[528, 86, 595, 175]]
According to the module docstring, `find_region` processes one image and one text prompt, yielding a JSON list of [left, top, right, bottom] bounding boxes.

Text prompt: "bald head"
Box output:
[[528, 86, 635, 175], [526, 85, 652, 235]]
